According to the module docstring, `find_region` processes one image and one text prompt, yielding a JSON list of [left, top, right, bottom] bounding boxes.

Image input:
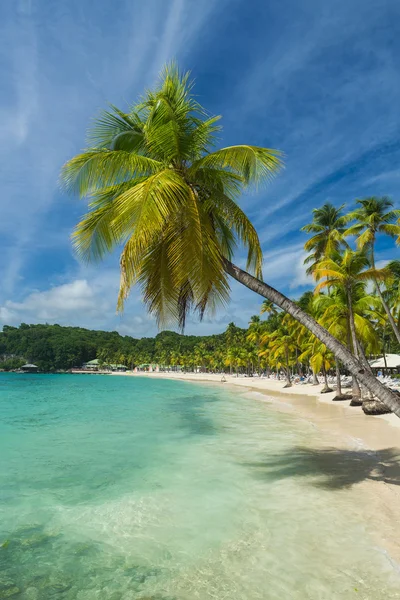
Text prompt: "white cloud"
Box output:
[[3, 280, 102, 322], [263, 243, 312, 289], [0, 267, 160, 337]]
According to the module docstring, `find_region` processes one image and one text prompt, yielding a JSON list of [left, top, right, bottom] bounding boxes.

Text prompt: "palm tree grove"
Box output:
[[62, 65, 400, 417]]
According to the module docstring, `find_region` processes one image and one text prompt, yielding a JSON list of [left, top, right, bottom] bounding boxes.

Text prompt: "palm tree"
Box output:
[[194, 343, 208, 372], [301, 203, 348, 275], [260, 299, 278, 316], [225, 346, 242, 376], [314, 250, 384, 404], [299, 339, 334, 393], [314, 287, 381, 400], [263, 323, 298, 387], [61, 64, 400, 416], [247, 315, 265, 374], [169, 350, 181, 370], [242, 347, 258, 376], [345, 197, 400, 344]]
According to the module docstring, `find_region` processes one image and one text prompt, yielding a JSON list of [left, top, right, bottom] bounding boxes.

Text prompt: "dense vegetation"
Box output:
[[1, 195, 400, 388], [0, 323, 236, 372]]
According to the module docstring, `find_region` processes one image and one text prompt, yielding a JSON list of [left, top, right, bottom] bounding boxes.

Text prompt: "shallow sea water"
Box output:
[[0, 373, 399, 599]]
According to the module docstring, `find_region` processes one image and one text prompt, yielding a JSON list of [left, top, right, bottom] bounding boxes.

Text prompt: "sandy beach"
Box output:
[[113, 370, 400, 563], [113, 370, 400, 438]]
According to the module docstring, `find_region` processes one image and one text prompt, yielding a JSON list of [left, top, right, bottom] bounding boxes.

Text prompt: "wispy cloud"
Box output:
[[0, 0, 225, 301]]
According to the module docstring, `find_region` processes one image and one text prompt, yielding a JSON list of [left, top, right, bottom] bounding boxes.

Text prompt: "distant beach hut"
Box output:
[[83, 359, 100, 371], [21, 364, 39, 373], [111, 364, 128, 372], [82, 359, 127, 372]]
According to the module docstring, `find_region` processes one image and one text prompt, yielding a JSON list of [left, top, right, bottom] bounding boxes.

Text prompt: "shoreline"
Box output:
[[112, 370, 400, 564], [112, 370, 400, 441]]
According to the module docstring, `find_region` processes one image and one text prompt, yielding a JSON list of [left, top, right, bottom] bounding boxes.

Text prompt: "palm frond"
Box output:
[[192, 145, 283, 187], [210, 192, 263, 276], [87, 106, 143, 149], [379, 223, 400, 238], [61, 150, 162, 197], [72, 180, 144, 262]]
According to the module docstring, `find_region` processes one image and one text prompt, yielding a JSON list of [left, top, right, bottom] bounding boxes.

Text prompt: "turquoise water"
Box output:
[[0, 373, 399, 599]]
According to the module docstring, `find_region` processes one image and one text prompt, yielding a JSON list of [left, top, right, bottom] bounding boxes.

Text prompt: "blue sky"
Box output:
[[1, 0, 400, 337]]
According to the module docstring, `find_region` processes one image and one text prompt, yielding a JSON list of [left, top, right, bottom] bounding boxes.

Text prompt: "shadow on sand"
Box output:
[[242, 446, 400, 490]]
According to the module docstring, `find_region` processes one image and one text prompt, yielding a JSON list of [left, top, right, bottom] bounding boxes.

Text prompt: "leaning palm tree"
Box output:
[[345, 197, 400, 344], [61, 64, 400, 415], [301, 203, 348, 275]]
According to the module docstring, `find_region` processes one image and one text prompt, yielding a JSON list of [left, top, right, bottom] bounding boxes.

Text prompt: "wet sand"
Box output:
[[113, 370, 400, 564]]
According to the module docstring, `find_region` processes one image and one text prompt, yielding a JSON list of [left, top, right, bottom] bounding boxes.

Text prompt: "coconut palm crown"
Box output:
[[345, 196, 400, 344], [345, 196, 400, 252], [301, 202, 348, 274], [61, 65, 283, 328]]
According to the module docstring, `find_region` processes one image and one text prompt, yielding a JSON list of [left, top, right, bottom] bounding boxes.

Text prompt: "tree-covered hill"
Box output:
[[0, 323, 234, 372]]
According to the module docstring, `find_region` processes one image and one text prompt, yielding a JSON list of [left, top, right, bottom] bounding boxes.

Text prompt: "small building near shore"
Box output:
[[82, 359, 128, 372], [369, 354, 400, 374], [134, 363, 159, 372], [112, 364, 128, 372], [84, 359, 100, 371], [21, 364, 39, 373]]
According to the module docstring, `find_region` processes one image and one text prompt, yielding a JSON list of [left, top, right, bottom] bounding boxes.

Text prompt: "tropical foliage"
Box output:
[[61, 64, 282, 329]]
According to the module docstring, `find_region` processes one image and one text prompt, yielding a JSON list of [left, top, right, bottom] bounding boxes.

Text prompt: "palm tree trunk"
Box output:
[[346, 289, 363, 405], [347, 289, 359, 360], [345, 317, 361, 402], [321, 366, 332, 393], [357, 340, 375, 400], [284, 348, 292, 387], [335, 360, 343, 397], [375, 278, 400, 341], [357, 340, 374, 375], [383, 338, 388, 375], [224, 259, 400, 417], [370, 246, 400, 345], [312, 369, 319, 385]]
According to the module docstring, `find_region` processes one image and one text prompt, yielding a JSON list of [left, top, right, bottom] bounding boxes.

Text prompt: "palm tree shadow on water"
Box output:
[[242, 446, 400, 490]]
